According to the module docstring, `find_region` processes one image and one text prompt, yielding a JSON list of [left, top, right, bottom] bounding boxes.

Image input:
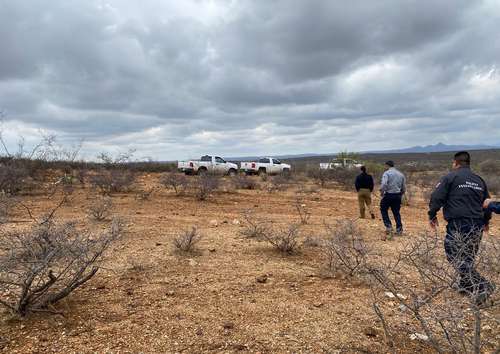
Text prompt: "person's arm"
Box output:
[[380, 172, 388, 195], [486, 201, 500, 214], [428, 175, 451, 226], [369, 175, 374, 192], [482, 184, 492, 227], [355, 175, 360, 192]]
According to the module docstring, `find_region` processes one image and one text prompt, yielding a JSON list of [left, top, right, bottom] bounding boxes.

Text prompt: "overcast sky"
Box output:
[[1, 0, 499, 160]]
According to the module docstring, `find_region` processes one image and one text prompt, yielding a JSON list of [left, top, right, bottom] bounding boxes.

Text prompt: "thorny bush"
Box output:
[[0, 219, 123, 316], [173, 227, 202, 253], [367, 232, 500, 353], [264, 224, 301, 254], [240, 209, 270, 239], [322, 220, 370, 277], [193, 174, 219, 201], [87, 196, 113, 221], [90, 169, 135, 195], [159, 172, 190, 196]]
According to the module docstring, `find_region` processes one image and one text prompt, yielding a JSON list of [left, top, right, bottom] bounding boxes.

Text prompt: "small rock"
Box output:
[[155, 242, 162, 246], [232, 219, 241, 225], [313, 302, 324, 308], [223, 322, 235, 330], [209, 248, 216, 253], [209, 220, 218, 227], [256, 275, 268, 284], [410, 333, 429, 341], [188, 259, 198, 266], [222, 220, 228, 224], [195, 328, 203, 336], [166, 290, 175, 297], [384, 292, 396, 299]]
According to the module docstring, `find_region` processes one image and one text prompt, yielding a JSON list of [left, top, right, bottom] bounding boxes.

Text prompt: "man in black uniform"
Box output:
[[428, 151, 494, 304], [355, 166, 376, 219]]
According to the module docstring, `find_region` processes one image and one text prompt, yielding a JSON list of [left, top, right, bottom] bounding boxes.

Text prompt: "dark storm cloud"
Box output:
[[0, 0, 499, 160]]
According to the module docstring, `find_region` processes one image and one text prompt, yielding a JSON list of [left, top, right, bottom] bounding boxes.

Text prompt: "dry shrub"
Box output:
[[478, 159, 500, 175], [231, 175, 258, 190], [0, 195, 16, 224], [484, 174, 500, 196], [308, 169, 334, 188], [0, 219, 123, 316], [173, 227, 202, 253], [159, 172, 189, 195], [329, 169, 359, 190], [135, 188, 154, 201], [323, 220, 369, 277], [90, 169, 135, 195], [240, 210, 270, 239], [0, 164, 29, 195], [294, 197, 311, 225], [296, 184, 320, 195], [264, 224, 301, 254], [367, 232, 499, 353], [88, 196, 113, 221], [266, 175, 289, 192], [194, 174, 219, 201], [75, 168, 88, 187]]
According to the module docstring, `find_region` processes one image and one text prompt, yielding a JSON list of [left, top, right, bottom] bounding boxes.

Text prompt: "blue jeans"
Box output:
[[445, 219, 489, 294], [380, 193, 402, 232]]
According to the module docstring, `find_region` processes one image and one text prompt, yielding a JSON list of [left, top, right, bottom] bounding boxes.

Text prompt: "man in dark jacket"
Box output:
[[428, 151, 494, 304], [355, 166, 375, 219]]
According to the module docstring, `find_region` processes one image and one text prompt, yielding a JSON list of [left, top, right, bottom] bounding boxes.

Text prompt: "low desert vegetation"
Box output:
[[172, 227, 202, 253], [90, 169, 136, 195], [240, 209, 270, 239], [322, 220, 370, 277], [159, 172, 190, 196], [0, 140, 498, 352], [0, 218, 123, 316], [87, 196, 113, 221], [231, 174, 258, 190], [193, 174, 220, 201], [263, 224, 301, 254]]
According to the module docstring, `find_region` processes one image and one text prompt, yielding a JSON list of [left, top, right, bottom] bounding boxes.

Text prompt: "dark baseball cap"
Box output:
[[385, 160, 395, 167]]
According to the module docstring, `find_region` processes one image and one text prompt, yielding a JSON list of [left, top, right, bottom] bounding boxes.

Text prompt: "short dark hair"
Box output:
[[454, 151, 471, 166], [360, 166, 366, 173], [385, 160, 395, 167]]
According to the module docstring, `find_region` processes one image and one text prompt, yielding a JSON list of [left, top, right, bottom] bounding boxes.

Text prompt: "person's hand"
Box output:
[[483, 199, 492, 209], [430, 218, 439, 230], [484, 224, 489, 234]]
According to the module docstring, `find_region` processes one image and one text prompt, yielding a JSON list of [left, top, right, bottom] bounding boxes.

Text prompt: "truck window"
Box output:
[[201, 155, 212, 162], [273, 159, 282, 165], [215, 157, 226, 163], [259, 158, 270, 163]]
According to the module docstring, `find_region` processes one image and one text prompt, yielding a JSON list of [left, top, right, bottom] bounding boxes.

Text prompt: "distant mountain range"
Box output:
[[227, 143, 500, 161], [369, 142, 499, 154]]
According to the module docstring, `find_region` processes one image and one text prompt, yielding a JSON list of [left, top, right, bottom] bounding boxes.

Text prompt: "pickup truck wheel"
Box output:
[[282, 169, 290, 176], [198, 168, 208, 176], [258, 168, 267, 177], [228, 169, 237, 177]]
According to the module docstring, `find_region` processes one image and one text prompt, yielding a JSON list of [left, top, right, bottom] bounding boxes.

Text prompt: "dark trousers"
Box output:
[[380, 193, 403, 232], [445, 219, 490, 294]]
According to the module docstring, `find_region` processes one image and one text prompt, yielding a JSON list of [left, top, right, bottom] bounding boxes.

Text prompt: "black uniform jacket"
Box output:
[[355, 173, 374, 192], [428, 167, 492, 224]]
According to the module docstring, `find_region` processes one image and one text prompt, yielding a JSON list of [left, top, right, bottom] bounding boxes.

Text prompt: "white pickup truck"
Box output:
[[178, 155, 238, 176], [320, 158, 363, 170], [240, 157, 291, 176]]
